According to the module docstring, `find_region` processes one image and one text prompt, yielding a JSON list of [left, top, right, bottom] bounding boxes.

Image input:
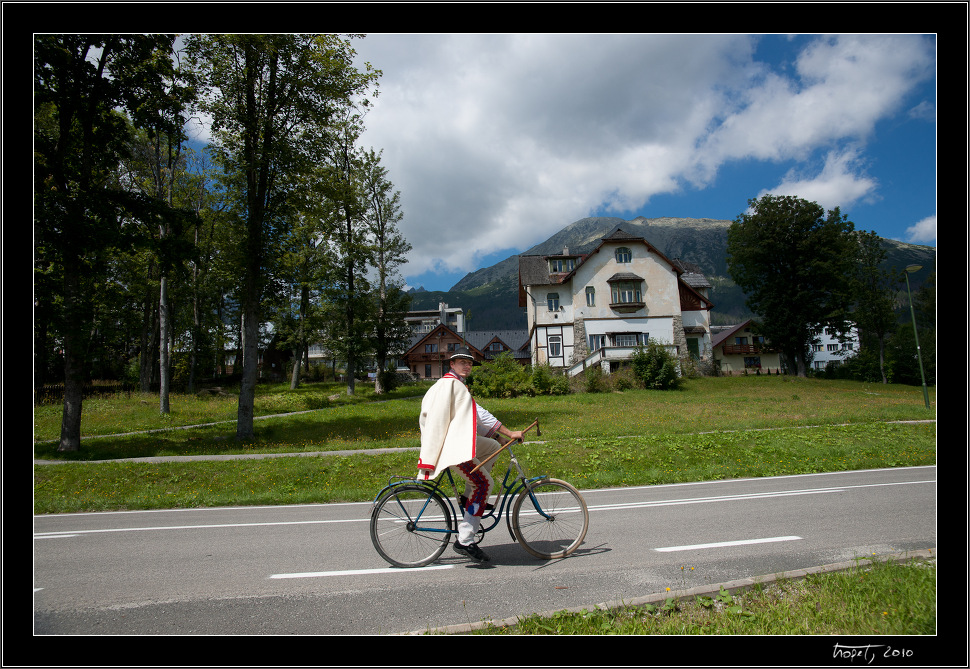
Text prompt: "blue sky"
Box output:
[[342, 34, 937, 293]]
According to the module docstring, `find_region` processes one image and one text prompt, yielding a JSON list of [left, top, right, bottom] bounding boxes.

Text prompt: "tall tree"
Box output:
[[320, 126, 375, 396], [183, 34, 379, 439], [727, 194, 857, 377], [360, 149, 412, 394], [851, 231, 903, 384], [277, 197, 330, 390], [122, 119, 197, 410], [34, 34, 185, 451]]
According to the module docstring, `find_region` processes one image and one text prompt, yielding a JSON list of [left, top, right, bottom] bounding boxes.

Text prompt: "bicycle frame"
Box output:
[[372, 442, 547, 543]]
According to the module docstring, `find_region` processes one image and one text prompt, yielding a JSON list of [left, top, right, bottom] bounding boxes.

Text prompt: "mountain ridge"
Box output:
[[409, 216, 935, 330]]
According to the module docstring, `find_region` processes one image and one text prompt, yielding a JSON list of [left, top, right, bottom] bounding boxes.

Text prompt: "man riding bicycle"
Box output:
[[417, 347, 524, 563]]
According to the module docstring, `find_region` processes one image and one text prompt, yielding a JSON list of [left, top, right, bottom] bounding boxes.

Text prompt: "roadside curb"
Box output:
[[401, 548, 936, 635]]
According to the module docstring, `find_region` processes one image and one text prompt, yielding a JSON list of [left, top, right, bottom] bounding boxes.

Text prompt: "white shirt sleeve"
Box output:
[[475, 402, 502, 439]]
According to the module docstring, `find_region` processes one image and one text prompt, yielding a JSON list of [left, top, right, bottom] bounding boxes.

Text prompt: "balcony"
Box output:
[[608, 301, 644, 313], [721, 344, 774, 355]]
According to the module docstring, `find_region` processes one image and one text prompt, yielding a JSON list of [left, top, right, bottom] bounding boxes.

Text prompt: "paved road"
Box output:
[[33, 465, 936, 636]]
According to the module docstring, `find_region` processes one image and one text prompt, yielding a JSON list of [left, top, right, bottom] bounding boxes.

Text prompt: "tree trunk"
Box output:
[[159, 272, 170, 413], [290, 347, 301, 389], [290, 284, 309, 390], [57, 257, 86, 452], [237, 306, 259, 441], [878, 335, 888, 384]]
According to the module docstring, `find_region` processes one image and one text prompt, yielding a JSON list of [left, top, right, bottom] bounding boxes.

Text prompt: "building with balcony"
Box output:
[[711, 320, 860, 374], [711, 321, 781, 374], [400, 324, 529, 379], [405, 302, 465, 334], [518, 227, 714, 376]]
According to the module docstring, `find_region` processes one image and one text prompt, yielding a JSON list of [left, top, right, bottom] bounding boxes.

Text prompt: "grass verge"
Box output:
[[34, 419, 935, 514], [471, 555, 936, 635]]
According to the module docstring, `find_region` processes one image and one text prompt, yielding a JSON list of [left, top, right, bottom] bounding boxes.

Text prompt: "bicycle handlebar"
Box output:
[[468, 418, 540, 474]]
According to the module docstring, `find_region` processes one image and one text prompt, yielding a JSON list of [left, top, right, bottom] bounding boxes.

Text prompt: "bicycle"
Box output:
[[370, 419, 589, 568]]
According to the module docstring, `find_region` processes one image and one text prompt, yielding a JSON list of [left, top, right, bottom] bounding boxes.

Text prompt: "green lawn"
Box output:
[[34, 376, 935, 514]]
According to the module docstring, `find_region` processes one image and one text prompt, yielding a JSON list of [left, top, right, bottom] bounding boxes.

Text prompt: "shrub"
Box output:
[[631, 341, 681, 390], [530, 363, 571, 396], [468, 352, 533, 398], [581, 365, 606, 393]]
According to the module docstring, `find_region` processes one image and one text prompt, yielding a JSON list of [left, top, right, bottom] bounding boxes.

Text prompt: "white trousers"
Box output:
[[454, 436, 501, 545]]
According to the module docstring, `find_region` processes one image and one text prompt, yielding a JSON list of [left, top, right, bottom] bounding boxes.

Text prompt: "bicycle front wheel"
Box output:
[[370, 485, 453, 568], [511, 478, 588, 559]]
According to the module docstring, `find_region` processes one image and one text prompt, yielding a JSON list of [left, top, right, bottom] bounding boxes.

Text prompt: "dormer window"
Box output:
[[607, 272, 644, 312], [611, 281, 641, 304], [615, 247, 632, 263], [549, 258, 575, 273]]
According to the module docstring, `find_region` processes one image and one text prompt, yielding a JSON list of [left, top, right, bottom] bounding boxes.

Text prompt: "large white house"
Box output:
[[518, 227, 714, 376]]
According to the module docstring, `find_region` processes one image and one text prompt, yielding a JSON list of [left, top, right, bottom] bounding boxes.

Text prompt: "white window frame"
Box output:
[[548, 335, 562, 358]]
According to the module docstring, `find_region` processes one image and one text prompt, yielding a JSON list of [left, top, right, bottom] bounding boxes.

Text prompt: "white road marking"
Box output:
[[655, 535, 803, 552], [33, 478, 935, 539], [270, 565, 453, 579], [33, 517, 366, 538]]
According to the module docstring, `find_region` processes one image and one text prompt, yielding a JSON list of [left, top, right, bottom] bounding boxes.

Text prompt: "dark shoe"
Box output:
[[453, 541, 490, 563], [459, 495, 494, 512]]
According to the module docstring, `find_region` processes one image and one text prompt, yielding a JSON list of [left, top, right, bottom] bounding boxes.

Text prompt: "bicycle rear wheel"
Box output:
[[370, 485, 453, 568], [511, 478, 588, 559]]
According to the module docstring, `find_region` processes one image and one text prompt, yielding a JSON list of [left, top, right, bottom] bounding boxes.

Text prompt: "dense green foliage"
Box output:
[[631, 341, 681, 390], [727, 194, 858, 377], [468, 352, 569, 398], [34, 35, 415, 449]]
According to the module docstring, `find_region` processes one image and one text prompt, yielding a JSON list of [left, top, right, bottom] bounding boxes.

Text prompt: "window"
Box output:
[[547, 292, 560, 311], [549, 258, 575, 273], [612, 333, 647, 347], [611, 281, 641, 304], [614, 334, 638, 347], [548, 335, 562, 357], [425, 343, 438, 353], [585, 286, 595, 306], [588, 334, 607, 351], [488, 342, 504, 351], [615, 247, 632, 263]]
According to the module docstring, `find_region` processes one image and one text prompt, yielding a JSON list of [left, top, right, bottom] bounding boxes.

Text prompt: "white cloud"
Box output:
[[758, 146, 879, 211], [348, 34, 934, 282], [697, 35, 934, 167], [904, 215, 937, 244]]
